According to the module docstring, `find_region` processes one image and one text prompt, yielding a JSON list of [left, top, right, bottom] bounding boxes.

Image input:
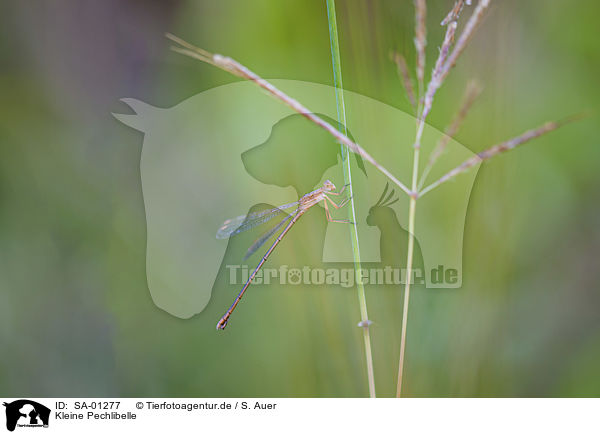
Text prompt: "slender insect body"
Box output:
[[216, 180, 350, 330]]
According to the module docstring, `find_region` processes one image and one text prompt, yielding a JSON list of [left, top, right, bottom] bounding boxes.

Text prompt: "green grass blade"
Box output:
[[326, 0, 376, 398]]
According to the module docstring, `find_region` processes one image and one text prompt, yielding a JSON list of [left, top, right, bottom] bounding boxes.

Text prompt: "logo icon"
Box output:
[[3, 400, 50, 432]]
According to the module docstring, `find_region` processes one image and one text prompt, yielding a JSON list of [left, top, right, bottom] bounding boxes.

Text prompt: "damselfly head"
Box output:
[[323, 179, 336, 191]]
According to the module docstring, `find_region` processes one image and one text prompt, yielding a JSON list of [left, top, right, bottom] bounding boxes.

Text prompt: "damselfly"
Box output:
[[216, 180, 352, 330]]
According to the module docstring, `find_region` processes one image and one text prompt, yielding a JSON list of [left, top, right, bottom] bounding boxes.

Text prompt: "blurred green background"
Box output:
[[0, 0, 598, 397]]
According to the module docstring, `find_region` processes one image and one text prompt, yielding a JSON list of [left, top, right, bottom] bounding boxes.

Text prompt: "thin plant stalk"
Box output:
[[392, 52, 417, 111], [396, 0, 484, 398], [396, 0, 487, 398], [167, 33, 413, 197], [418, 115, 581, 198], [396, 168, 417, 397], [396, 76, 426, 397], [437, 0, 491, 85], [396, 0, 574, 397], [418, 80, 482, 190], [326, 0, 376, 398], [414, 0, 427, 101]]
